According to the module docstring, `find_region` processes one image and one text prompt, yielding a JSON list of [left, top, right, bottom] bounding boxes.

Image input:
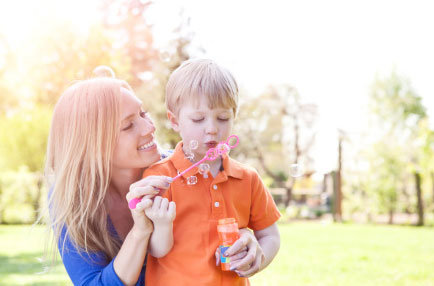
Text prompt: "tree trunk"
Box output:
[[415, 172, 424, 226], [388, 208, 394, 224], [32, 173, 43, 224], [431, 172, 434, 206], [283, 186, 293, 207]]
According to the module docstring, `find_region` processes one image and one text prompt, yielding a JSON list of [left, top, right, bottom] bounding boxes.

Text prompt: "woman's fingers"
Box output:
[[135, 198, 152, 211], [127, 186, 158, 201], [131, 195, 154, 212], [134, 176, 172, 189], [127, 176, 172, 200]]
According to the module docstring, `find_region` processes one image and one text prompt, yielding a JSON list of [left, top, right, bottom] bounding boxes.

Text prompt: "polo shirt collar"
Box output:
[[170, 141, 244, 180]]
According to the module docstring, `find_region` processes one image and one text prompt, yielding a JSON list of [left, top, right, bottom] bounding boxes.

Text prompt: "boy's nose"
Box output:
[[205, 120, 218, 134]]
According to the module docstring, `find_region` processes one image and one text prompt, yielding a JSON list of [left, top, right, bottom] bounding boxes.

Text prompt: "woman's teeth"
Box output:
[[138, 141, 155, 150]]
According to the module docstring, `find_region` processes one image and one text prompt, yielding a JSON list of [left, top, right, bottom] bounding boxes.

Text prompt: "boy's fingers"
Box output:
[[215, 248, 221, 266], [230, 249, 255, 271], [152, 196, 162, 211], [168, 202, 176, 219], [160, 197, 169, 212], [225, 236, 250, 256], [228, 250, 248, 263], [236, 255, 261, 277]]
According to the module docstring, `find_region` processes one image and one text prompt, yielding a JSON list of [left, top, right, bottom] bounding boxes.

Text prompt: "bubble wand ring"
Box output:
[[129, 135, 239, 209], [172, 134, 239, 181]]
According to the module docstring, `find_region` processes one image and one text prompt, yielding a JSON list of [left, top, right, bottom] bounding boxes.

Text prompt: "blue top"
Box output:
[[59, 220, 146, 286], [58, 149, 173, 286]]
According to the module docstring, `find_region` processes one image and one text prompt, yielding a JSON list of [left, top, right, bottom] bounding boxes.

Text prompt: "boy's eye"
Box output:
[[192, 118, 204, 123]]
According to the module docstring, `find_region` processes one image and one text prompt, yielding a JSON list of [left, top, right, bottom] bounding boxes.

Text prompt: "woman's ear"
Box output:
[[167, 110, 180, 132]]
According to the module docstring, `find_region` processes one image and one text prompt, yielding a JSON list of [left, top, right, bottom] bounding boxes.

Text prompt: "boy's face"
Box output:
[[168, 96, 234, 158]]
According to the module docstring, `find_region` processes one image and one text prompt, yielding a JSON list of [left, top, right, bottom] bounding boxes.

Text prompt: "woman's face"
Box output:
[[112, 88, 160, 170]]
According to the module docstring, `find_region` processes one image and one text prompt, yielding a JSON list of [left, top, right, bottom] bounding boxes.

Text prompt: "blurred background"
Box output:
[[1, 0, 433, 285]]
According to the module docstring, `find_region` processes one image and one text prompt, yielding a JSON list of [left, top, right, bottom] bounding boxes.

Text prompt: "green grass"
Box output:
[[1, 222, 434, 285], [0, 225, 69, 286]]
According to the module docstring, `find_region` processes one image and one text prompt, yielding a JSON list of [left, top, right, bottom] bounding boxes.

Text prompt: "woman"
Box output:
[[45, 68, 265, 286]]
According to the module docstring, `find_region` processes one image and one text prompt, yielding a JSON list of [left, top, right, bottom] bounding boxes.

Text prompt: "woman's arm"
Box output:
[[115, 176, 172, 285], [113, 201, 153, 285], [59, 226, 147, 286]]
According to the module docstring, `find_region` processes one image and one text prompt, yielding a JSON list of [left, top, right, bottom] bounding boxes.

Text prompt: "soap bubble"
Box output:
[[290, 163, 303, 178], [189, 139, 199, 150], [185, 152, 195, 161], [217, 143, 230, 155], [198, 163, 210, 175], [159, 50, 171, 62], [187, 176, 198, 185]]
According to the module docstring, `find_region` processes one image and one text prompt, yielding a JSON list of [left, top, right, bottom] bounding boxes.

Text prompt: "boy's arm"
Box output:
[[145, 196, 176, 258], [253, 223, 280, 272]]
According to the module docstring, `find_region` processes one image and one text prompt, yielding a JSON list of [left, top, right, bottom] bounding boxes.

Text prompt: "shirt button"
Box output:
[[213, 185, 218, 190], [214, 202, 220, 207]]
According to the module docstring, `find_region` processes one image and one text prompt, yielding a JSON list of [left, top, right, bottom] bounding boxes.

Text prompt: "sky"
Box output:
[[1, 0, 433, 173], [151, 0, 434, 173]]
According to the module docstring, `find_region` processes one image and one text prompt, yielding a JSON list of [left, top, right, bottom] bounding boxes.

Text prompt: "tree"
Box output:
[[0, 35, 19, 115], [233, 84, 317, 207], [100, 0, 196, 148], [369, 71, 427, 224]]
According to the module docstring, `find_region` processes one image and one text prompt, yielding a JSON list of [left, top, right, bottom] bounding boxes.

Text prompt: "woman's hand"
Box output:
[[126, 176, 172, 233], [215, 228, 265, 278]]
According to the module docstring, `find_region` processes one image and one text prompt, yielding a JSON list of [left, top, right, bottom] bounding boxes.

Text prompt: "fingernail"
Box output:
[[167, 177, 173, 183], [224, 252, 229, 256]]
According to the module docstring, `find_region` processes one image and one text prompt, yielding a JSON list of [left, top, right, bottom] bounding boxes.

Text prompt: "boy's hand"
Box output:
[[214, 228, 265, 277], [145, 196, 176, 225]]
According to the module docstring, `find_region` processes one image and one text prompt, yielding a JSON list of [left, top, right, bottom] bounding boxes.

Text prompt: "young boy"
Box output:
[[144, 59, 281, 285]]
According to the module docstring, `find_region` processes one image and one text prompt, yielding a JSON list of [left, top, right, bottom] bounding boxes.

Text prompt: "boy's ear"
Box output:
[[167, 110, 180, 132]]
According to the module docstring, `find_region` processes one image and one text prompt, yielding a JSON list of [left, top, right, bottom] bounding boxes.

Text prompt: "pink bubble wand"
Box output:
[[129, 135, 239, 209]]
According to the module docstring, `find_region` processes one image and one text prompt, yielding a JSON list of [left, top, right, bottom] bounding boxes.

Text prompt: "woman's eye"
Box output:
[[218, 118, 229, 121], [122, 123, 133, 131]]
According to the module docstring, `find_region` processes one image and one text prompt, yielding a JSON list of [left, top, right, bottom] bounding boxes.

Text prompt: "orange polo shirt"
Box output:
[[143, 142, 281, 286]]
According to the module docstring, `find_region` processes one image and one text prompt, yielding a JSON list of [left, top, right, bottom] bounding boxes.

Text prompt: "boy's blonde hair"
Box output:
[[45, 76, 132, 262], [166, 58, 239, 116]]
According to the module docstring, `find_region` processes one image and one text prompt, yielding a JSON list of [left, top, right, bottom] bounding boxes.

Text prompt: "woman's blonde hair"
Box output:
[[45, 74, 132, 262], [166, 58, 239, 116]]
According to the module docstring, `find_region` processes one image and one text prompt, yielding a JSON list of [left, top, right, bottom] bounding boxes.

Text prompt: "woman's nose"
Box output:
[[139, 116, 155, 136]]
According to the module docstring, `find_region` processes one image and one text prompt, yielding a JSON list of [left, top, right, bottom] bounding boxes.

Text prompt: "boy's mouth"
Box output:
[[205, 141, 218, 149]]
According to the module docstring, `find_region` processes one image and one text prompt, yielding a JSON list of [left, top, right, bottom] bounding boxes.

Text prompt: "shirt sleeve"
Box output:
[[248, 170, 282, 231], [58, 227, 145, 286]]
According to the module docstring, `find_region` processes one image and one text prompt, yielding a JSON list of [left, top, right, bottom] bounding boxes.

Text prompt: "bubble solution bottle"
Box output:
[[217, 218, 240, 271]]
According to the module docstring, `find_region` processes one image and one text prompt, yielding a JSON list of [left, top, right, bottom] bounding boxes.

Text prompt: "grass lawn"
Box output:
[[1, 222, 433, 286]]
